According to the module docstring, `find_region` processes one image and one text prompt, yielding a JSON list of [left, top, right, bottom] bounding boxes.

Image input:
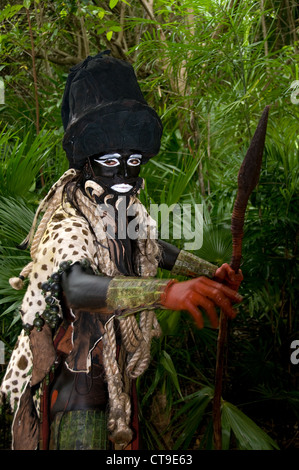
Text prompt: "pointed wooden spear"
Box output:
[[212, 106, 270, 450]]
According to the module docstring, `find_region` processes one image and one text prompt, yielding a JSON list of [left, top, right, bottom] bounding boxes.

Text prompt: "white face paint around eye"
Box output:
[[127, 154, 142, 167], [94, 153, 142, 168], [94, 153, 121, 167]]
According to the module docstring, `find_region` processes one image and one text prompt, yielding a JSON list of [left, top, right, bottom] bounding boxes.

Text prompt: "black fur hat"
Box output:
[[61, 51, 163, 170]]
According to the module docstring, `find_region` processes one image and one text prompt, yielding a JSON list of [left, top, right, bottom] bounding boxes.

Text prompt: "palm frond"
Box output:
[[0, 125, 60, 199], [221, 401, 279, 450], [0, 196, 36, 245], [171, 386, 214, 450]]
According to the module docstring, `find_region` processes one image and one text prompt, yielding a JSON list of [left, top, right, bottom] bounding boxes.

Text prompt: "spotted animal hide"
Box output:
[[0, 174, 159, 449]]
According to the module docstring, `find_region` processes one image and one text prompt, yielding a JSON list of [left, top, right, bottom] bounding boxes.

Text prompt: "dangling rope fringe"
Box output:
[[119, 311, 161, 379], [102, 317, 133, 448], [101, 310, 161, 448]]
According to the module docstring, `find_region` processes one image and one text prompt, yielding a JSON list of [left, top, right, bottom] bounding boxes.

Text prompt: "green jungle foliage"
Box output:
[[0, 0, 298, 450]]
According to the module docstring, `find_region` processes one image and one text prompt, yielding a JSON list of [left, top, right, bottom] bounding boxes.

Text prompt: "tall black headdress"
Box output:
[[61, 51, 163, 170]]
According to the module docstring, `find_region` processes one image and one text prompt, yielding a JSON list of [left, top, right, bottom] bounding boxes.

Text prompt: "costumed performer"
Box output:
[[0, 52, 243, 450]]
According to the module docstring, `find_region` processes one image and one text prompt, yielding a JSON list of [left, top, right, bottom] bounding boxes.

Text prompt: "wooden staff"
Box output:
[[212, 106, 270, 450]]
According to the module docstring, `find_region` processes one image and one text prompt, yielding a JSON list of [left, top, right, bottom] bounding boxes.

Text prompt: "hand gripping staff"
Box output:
[[212, 106, 270, 450]]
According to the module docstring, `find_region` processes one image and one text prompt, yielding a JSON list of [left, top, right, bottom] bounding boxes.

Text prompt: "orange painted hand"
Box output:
[[160, 277, 243, 329], [214, 263, 243, 291]]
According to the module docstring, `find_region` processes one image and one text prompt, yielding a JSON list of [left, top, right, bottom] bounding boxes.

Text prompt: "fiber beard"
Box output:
[[87, 175, 144, 276]]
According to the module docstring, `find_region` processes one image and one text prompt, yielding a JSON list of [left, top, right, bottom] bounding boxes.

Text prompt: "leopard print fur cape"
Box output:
[[0, 169, 161, 449]]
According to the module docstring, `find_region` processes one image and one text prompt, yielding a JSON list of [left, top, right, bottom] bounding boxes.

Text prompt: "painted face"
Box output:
[[90, 153, 142, 193]]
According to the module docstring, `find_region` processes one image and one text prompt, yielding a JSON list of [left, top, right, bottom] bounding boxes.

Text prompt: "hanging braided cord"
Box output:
[[101, 317, 133, 447], [119, 310, 161, 379]]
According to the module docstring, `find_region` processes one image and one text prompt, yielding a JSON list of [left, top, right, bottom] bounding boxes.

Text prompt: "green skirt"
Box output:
[[49, 409, 109, 450]]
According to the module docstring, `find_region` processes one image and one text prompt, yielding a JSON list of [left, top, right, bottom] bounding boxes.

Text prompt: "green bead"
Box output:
[[42, 310, 52, 321], [51, 272, 61, 282], [23, 322, 33, 334], [41, 282, 50, 292], [33, 317, 44, 328], [45, 295, 55, 305], [50, 305, 59, 314], [51, 282, 61, 293]]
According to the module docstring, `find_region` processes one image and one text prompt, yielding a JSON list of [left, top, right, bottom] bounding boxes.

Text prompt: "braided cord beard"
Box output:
[[82, 163, 144, 276]]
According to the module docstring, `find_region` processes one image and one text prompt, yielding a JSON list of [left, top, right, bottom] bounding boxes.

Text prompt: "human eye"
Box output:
[[101, 158, 119, 166], [94, 154, 120, 167], [127, 154, 142, 166]]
